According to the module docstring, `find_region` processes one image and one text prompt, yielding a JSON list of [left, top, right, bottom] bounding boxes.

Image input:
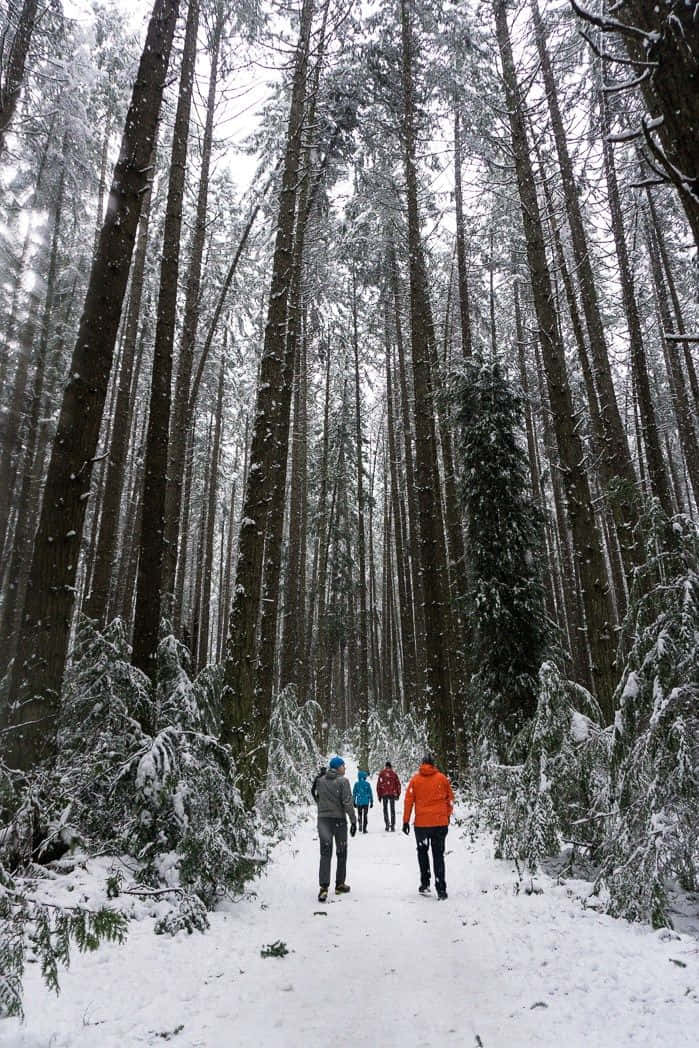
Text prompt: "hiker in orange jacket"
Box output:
[[402, 754, 454, 900]]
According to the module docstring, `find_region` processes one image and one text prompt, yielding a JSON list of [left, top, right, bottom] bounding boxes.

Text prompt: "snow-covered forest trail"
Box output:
[[3, 762, 698, 1048]]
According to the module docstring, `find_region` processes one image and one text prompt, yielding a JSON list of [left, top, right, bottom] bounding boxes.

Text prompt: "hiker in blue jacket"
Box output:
[[352, 770, 374, 834]]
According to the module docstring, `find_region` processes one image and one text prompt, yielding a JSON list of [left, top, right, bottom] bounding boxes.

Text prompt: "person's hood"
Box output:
[[358, 770, 369, 781], [325, 768, 339, 780], [419, 762, 437, 776]]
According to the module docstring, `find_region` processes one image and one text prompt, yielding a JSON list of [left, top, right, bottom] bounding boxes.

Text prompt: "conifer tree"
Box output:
[[450, 359, 550, 753]]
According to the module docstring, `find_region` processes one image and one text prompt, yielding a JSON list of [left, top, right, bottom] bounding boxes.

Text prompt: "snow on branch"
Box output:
[[569, 0, 655, 41], [602, 68, 651, 94], [580, 29, 658, 68]]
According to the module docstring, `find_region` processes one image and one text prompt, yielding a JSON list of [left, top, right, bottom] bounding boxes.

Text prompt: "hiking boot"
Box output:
[[318, 887, 328, 902], [385, 826, 390, 832], [437, 889, 448, 900], [335, 883, 351, 894], [418, 883, 431, 895]]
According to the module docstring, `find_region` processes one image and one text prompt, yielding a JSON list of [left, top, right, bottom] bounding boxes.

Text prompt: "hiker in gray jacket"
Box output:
[[315, 756, 357, 902]]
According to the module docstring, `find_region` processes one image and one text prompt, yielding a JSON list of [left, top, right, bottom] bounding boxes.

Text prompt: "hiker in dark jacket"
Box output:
[[315, 756, 357, 902], [352, 770, 373, 833], [377, 760, 401, 831]]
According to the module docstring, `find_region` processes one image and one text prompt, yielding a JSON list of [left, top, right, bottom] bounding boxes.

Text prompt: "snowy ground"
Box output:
[[3, 759, 698, 1048]]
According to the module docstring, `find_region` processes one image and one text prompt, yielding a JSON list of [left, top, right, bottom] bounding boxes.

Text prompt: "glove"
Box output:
[[350, 823, 357, 837], [402, 823, 410, 835], [370, 803, 373, 808]]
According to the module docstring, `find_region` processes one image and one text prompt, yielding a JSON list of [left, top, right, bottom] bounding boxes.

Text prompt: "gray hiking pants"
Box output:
[[318, 817, 348, 887]]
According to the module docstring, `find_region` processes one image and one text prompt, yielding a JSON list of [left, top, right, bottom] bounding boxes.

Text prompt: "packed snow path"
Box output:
[[3, 768, 698, 1047]]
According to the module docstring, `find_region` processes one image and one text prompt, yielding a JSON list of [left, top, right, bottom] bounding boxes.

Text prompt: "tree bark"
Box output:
[[385, 309, 418, 701], [531, 0, 641, 581], [644, 220, 699, 506], [494, 0, 616, 715], [133, 0, 199, 674], [85, 141, 157, 623], [3, 0, 180, 770], [0, 0, 38, 153], [198, 356, 225, 668], [0, 160, 66, 678], [453, 105, 473, 357], [572, 0, 699, 245], [400, 0, 456, 771], [222, 0, 315, 803], [163, 7, 223, 606], [352, 278, 370, 770]]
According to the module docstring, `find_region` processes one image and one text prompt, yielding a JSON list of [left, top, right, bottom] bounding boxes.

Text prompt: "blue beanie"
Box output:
[[329, 756, 345, 769]]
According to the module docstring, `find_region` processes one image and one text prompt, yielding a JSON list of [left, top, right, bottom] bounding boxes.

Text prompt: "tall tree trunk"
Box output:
[[85, 143, 157, 622], [0, 160, 66, 680], [305, 349, 333, 714], [3, 0, 180, 770], [494, 0, 616, 715], [385, 311, 418, 701], [92, 121, 111, 262], [221, 0, 315, 803], [595, 81, 675, 520], [388, 243, 426, 695], [453, 105, 473, 357], [163, 7, 223, 606], [644, 220, 699, 506], [198, 356, 225, 668], [352, 284, 370, 771], [0, 0, 38, 153], [534, 342, 590, 687], [219, 468, 238, 662], [133, 0, 199, 674], [571, 0, 699, 245], [645, 189, 699, 412], [400, 0, 456, 771], [530, 0, 641, 580], [279, 329, 307, 692], [514, 281, 558, 624]]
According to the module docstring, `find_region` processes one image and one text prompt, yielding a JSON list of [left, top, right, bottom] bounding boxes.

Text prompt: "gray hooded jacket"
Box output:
[[316, 768, 356, 824]]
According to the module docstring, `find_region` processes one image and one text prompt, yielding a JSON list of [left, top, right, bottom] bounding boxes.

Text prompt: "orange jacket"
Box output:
[[403, 763, 454, 827]]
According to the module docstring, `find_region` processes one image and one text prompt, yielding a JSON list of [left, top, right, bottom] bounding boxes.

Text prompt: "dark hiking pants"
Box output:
[[414, 825, 448, 893], [382, 795, 396, 829], [357, 805, 368, 832], [318, 817, 348, 887]]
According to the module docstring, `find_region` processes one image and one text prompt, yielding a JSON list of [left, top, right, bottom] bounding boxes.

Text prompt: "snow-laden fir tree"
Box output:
[[449, 358, 550, 756], [598, 513, 699, 927], [257, 683, 323, 834], [49, 619, 259, 907], [495, 660, 608, 872]]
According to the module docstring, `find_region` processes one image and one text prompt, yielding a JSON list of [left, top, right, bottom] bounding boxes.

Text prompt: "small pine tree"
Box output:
[[496, 661, 609, 871], [599, 516, 699, 926], [449, 359, 550, 755], [258, 684, 323, 833], [49, 620, 260, 909], [54, 616, 153, 851]]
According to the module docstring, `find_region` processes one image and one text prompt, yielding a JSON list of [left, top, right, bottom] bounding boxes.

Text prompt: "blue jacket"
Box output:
[[353, 771, 373, 807]]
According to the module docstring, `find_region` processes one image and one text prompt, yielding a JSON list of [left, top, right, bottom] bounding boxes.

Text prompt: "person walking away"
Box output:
[[352, 770, 373, 833], [402, 753, 454, 899], [377, 760, 401, 831], [311, 765, 326, 801], [315, 756, 357, 902]]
